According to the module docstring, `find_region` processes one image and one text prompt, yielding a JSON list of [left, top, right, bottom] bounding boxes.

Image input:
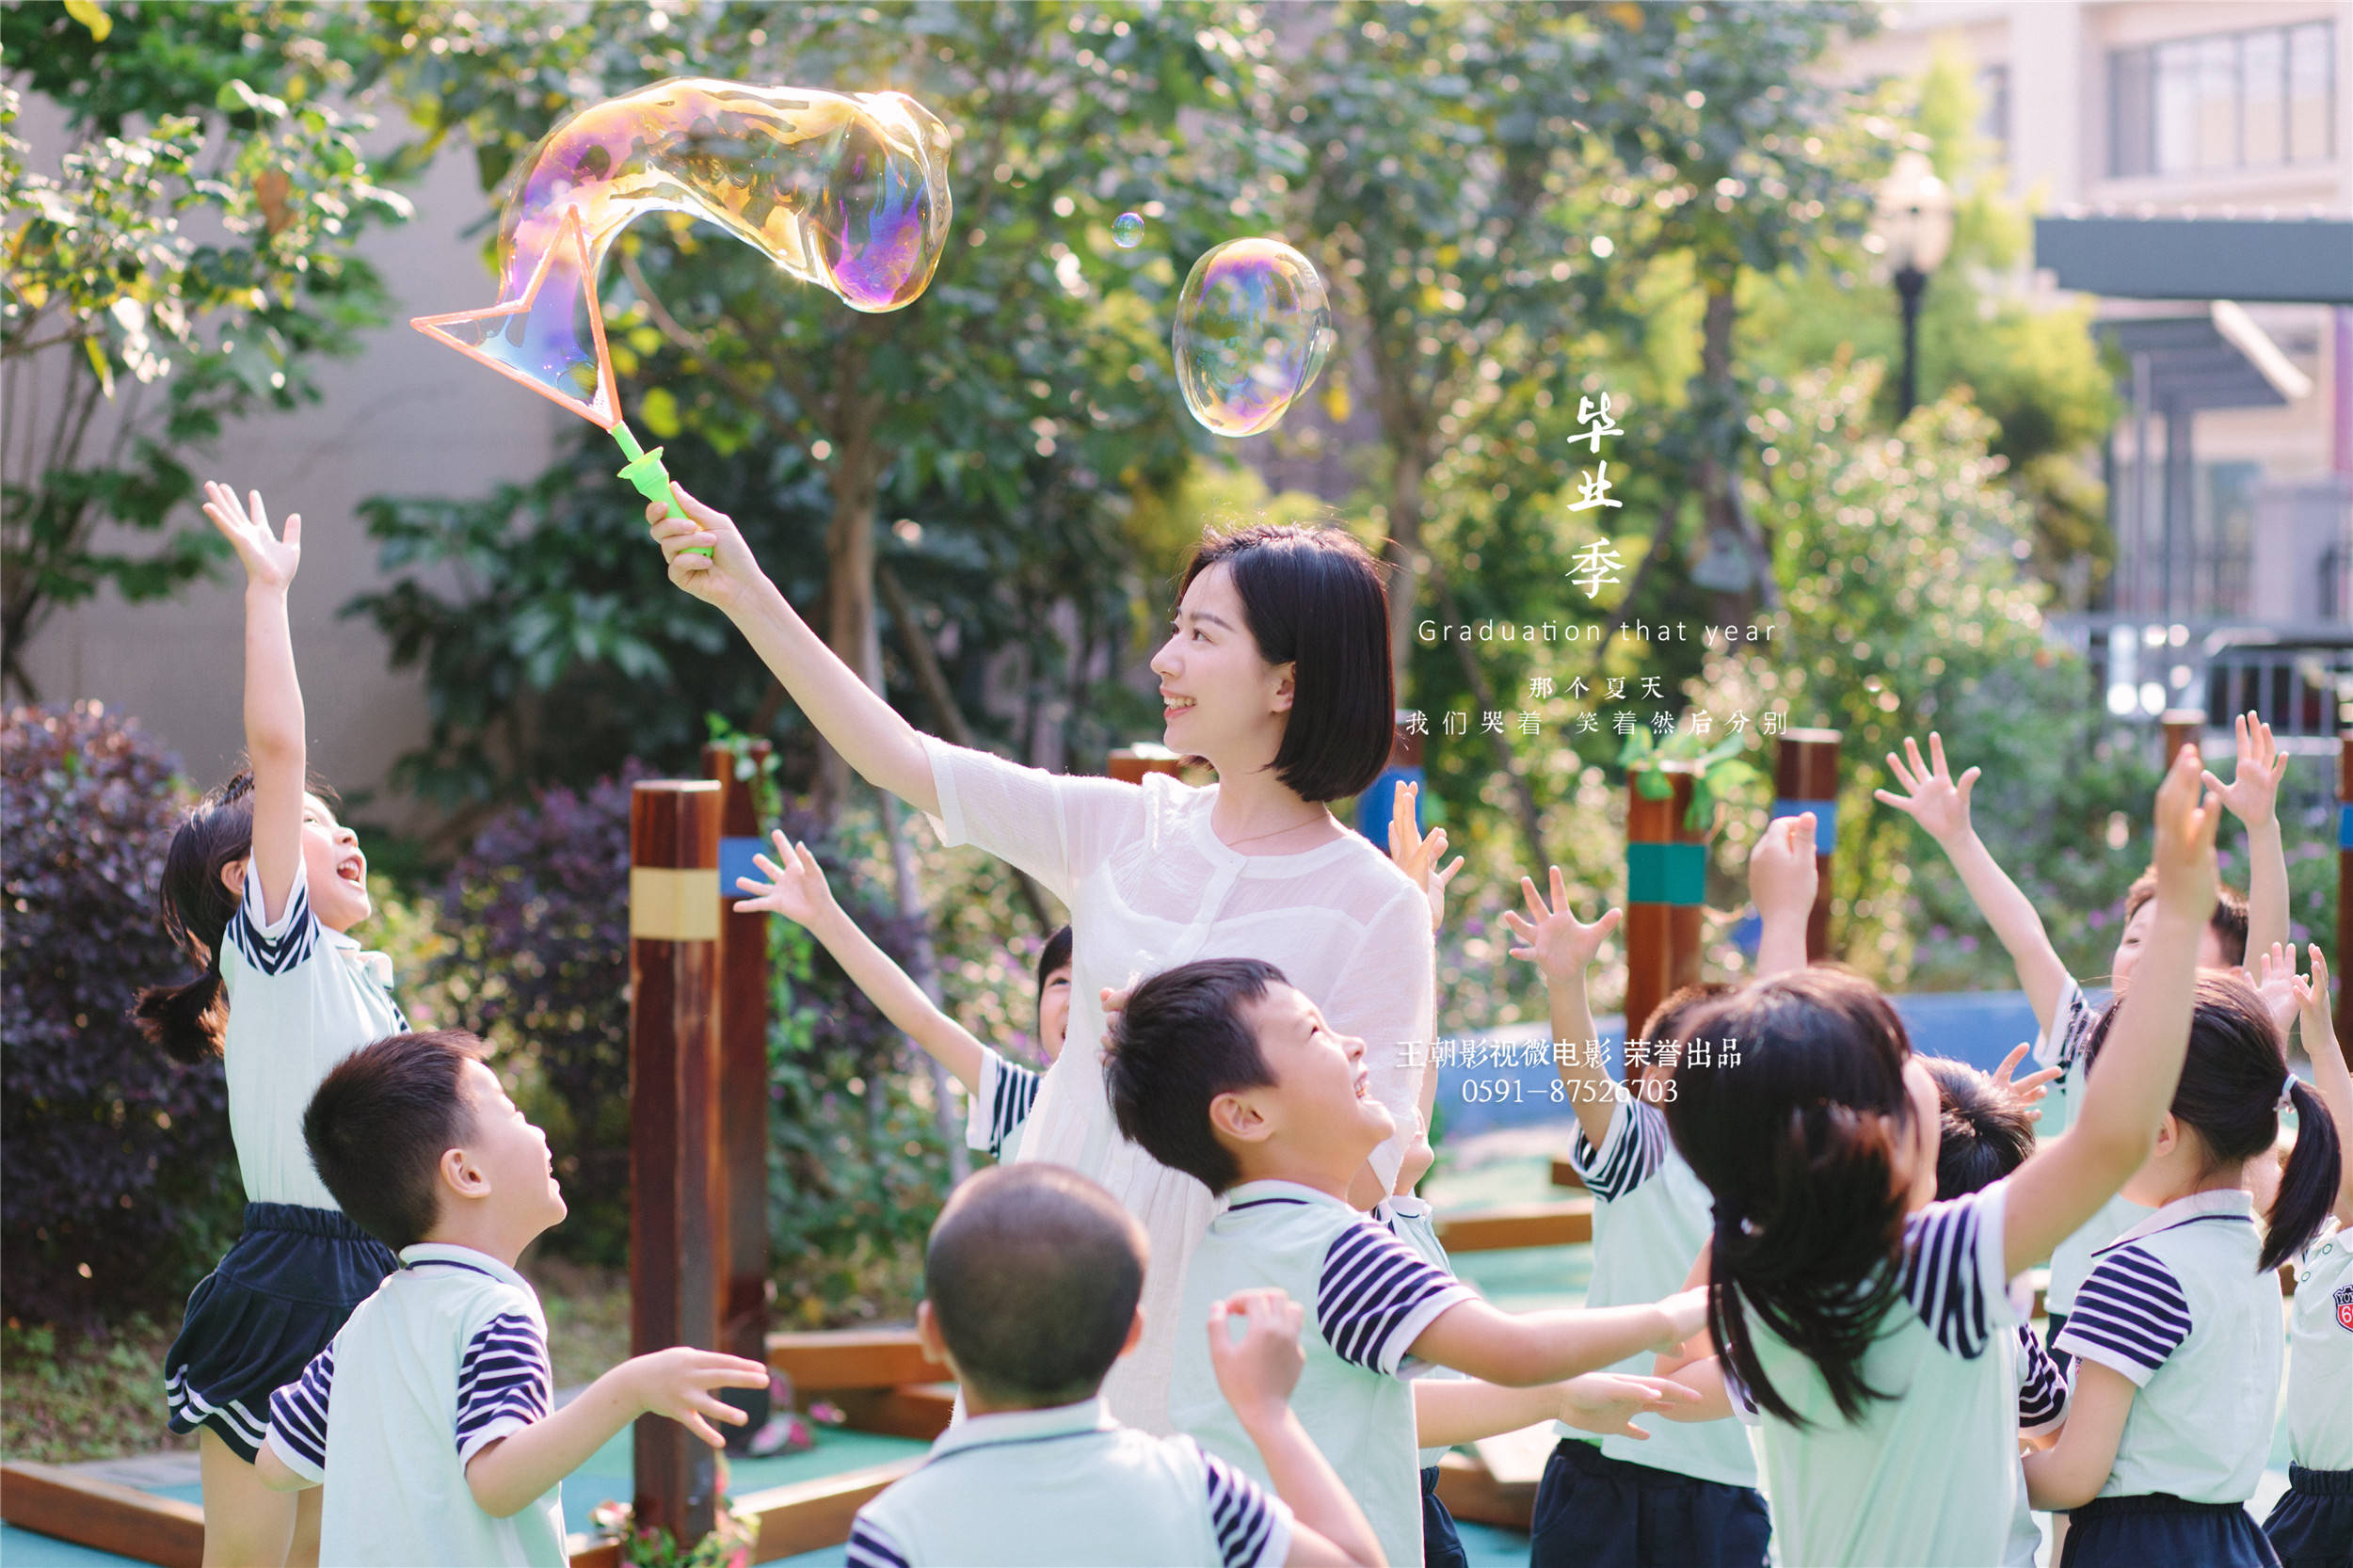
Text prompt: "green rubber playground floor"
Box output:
[[0, 1133, 2292, 1568]]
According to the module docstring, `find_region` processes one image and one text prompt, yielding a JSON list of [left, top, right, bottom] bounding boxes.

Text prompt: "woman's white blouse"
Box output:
[[922, 735, 1435, 1433]]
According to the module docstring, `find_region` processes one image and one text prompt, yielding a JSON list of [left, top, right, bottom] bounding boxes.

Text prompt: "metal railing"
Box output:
[[2042, 614, 2353, 744]]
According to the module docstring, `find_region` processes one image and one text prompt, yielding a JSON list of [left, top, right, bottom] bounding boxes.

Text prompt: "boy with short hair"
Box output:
[[253, 1030, 769, 1566], [845, 1162, 1385, 1568], [1106, 960, 1707, 1568]]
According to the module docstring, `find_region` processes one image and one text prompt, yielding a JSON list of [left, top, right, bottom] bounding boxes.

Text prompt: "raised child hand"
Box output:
[[1500, 866, 1624, 986], [2200, 711, 2288, 830], [622, 1346, 771, 1448], [647, 482, 763, 615], [1388, 781, 1465, 935], [1873, 732, 1978, 845], [200, 481, 299, 591], [1207, 1288, 1306, 1429], [1748, 811, 1819, 922], [2250, 941, 2302, 1042], [2151, 744, 2222, 920], [2289, 945, 2338, 1064], [731, 830, 839, 927], [1556, 1372, 1705, 1440], [1989, 1043, 2062, 1122]]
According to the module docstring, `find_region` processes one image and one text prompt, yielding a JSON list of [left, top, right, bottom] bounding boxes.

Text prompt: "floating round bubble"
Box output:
[[412, 77, 954, 431], [1112, 212, 1144, 248], [1172, 238, 1334, 439]]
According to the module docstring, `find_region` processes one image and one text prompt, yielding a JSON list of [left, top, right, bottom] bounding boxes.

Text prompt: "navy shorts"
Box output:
[[2060, 1492, 2281, 1568], [1530, 1436, 1771, 1568], [1420, 1464, 1466, 1568], [2265, 1465, 2353, 1568], [164, 1203, 396, 1463]]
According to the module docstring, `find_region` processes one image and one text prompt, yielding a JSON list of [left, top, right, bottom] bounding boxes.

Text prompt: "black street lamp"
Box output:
[[1872, 151, 1955, 421]]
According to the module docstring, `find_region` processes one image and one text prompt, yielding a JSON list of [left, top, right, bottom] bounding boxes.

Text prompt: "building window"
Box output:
[[1977, 64, 2010, 159], [2110, 20, 2335, 176]]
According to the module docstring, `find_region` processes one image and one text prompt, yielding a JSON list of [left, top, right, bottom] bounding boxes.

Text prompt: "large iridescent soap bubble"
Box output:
[[1172, 238, 1335, 439], [415, 77, 954, 429]]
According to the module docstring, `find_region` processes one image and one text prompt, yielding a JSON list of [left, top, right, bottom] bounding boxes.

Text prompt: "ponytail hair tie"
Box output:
[[2279, 1073, 2298, 1112]]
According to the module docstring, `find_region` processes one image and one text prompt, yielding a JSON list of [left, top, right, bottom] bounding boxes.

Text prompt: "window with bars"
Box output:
[[2109, 20, 2334, 176]]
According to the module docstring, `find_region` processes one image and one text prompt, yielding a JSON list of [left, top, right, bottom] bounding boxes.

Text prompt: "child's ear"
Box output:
[[440, 1144, 490, 1201], [218, 856, 248, 899], [915, 1301, 963, 1383], [1209, 1089, 1273, 1146], [1119, 1305, 1145, 1357]]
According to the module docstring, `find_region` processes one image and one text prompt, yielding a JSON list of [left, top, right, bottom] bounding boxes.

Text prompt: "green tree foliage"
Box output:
[[0, 2, 411, 697], [350, 0, 1288, 808]]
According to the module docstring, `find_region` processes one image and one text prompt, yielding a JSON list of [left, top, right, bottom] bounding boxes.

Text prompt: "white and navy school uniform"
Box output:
[[2265, 1217, 2353, 1568], [963, 1046, 1042, 1163], [1532, 1092, 1769, 1568], [1377, 1194, 1470, 1568], [844, 1396, 1291, 1568], [164, 858, 406, 1460], [2053, 1188, 2284, 1567], [264, 1244, 563, 1566], [2031, 975, 2153, 1352], [2004, 1323, 2073, 1566], [1727, 1180, 2025, 1567], [1171, 1179, 1477, 1568]]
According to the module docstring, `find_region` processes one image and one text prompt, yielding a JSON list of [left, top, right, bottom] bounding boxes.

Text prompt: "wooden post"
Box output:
[[1625, 761, 1705, 1047], [1108, 744, 1186, 784], [2338, 731, 2350, 1041], [1771, 728, 1841, 962], [630, 780, 724, 1546], [704, 744, 773, 1439], [2160, 709, 2204, 769]]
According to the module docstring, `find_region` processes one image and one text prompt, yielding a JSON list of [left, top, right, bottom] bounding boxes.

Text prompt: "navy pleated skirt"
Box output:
[[2265, 1466, 2353, 1568], [2060, 1492, 2282, 1568], [163, 1203, 396, 1462]]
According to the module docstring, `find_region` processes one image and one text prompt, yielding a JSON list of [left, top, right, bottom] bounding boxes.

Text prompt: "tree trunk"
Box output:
[[815, 421, 883, 825], [1379, 440, 1429, 701]]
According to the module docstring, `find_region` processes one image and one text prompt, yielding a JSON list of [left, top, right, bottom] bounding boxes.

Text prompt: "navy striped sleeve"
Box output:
[[1897, 1185, 2003, 1359], [264, 1340, 335, 1481], [844, 1515, 910, 1568], [2015, 1325, 2070, 1434], [224, 860, 319, 975], [987, 1055, 1041, 1158], [1202, 1448, 1288, 1568], [1317, 1219, 1476, 1374], [455, 1310, 552, 1461], [2053, 1243, 2191, 1386], [1568, 1097, 1667, 1202]]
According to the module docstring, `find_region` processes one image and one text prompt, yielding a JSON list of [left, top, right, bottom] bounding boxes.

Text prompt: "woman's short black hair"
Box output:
[[1035, 925, 1073, 1013], [304, 1030, 484, 1250], [1177, 523, 1396, 804], [1103, 958, 1286, 1194], [925, 1164, 1146, 1407]]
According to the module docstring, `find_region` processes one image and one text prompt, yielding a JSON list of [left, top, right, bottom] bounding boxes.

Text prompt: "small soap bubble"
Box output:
[[1171, 237, 1334, 439], [1112, 212, 1144, 248]]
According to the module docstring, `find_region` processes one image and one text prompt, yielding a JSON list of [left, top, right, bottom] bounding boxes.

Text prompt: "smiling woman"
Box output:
[[648, 490, 1437, 1434]]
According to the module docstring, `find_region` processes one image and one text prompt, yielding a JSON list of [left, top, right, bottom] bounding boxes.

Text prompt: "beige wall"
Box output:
[[12, 104, 559, 835]]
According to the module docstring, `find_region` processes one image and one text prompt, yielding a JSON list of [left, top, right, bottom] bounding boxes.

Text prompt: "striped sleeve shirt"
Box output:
[[1317, 1218, 1476, 1375], [264, 1340, 337, 1482], [2015, 1324, 2071, 1434], [2053, 1243, 2194, 1385], [1568, 1096, 1670, 1202], [844, 1519, 910, 1568], [1898, 1189, 2002, 1359], [455, 1310, 552, 1462], [963, 1047, 1042, 1160]]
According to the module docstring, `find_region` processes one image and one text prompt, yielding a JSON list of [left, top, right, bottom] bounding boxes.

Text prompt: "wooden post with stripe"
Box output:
[[630, 780, 724, 1547], [2339, 730, 2350, 1041], [2160, 709, 2204, 770], [1771, 728, 1841, 962], [705, 743, 773, 1438], [1625, 760, 1705, 1046]]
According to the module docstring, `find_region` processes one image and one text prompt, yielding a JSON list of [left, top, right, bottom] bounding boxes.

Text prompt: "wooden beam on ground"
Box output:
[[1435, 1199, 1593, 1253], [1547, 1157, 1587, 1191], [1433, 1451, 1533, 1532], [828, 1384, 957, 1442], [0, 1463, 203, 1568], [767, 1328, 947, 1390]]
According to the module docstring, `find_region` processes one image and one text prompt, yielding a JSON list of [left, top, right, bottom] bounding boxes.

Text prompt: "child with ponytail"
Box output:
[[1650, 745, 2221, 1567], [136, 485, 408, 1568], [2022, 950, 2343, 1564]]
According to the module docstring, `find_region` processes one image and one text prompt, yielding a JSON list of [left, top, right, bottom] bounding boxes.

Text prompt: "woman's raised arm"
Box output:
[[648, 485, 936, 817]]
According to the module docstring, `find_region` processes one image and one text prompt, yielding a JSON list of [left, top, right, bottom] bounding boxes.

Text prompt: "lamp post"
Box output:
[[1872, 150, 1954, 421]]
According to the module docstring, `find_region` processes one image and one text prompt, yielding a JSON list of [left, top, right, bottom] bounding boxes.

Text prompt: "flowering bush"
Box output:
[[1, 703, 241, 1325]]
